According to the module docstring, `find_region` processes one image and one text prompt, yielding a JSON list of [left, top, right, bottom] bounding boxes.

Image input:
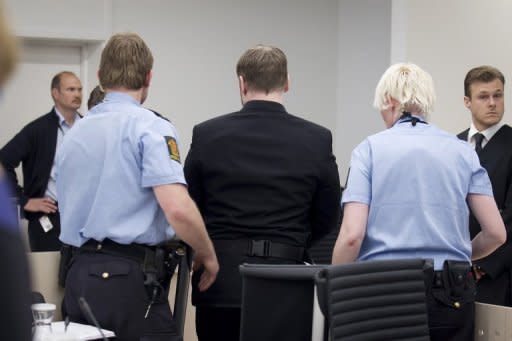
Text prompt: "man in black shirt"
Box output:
[[185, 44, 341, 341]]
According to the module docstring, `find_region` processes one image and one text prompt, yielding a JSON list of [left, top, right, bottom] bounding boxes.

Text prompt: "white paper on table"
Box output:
[[51, 321, 115, 340]]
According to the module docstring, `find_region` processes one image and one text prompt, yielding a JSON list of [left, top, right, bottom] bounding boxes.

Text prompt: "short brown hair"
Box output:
[[51, 71, 78, 91], [464, 65, 505, 97], [98, 33, 153, 90], [0, 3, 18, 87], [236, 45, 287, 94], [87, 85, 105, 109]]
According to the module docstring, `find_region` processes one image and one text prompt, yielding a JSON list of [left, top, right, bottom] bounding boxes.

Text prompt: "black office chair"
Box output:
[[315, 259, 430, 341], [239, 263, 326, 341], [31, 291, 46, 304]]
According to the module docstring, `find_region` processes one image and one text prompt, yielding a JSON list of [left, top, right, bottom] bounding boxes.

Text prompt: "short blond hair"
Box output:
[[0, 3, 18, 87], [98, 32, 153, 90], [373, 63, 435, 119]]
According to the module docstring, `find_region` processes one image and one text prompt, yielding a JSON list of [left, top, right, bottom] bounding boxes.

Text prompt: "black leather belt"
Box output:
[[213, 239, 305, 262], [78, 239, 155, 264]]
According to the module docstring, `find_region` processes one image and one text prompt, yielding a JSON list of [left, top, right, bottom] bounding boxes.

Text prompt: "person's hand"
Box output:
[[24, 197, 57, 214], [193, 252, 219, 292], [473, 265, 486, 282]]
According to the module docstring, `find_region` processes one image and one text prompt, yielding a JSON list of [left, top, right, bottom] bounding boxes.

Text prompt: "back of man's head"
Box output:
[[87, 85, 105, 110], [236, 45, 287, 94], [98, 33, 153, 91], [464, 65, 505, 97]]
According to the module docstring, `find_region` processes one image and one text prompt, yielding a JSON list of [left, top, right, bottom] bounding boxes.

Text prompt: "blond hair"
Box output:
[[98, 32, 153, 90], [374, 63, 435, 119]]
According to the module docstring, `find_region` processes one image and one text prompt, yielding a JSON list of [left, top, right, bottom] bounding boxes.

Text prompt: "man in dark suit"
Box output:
[[184, 44, 342, 341], [0, 71, 82, 251], [458, 65, 512, 306]]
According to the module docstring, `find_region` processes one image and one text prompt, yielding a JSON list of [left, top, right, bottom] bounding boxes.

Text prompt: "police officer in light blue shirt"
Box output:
[[332, 63, 506, 341], [57, 92, 182, 247], [56, 32, 218, 340]]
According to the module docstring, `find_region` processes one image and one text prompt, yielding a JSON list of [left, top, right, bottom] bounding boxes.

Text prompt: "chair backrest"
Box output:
[[239, 263, 326, 341], [315, 259, 430, 341]]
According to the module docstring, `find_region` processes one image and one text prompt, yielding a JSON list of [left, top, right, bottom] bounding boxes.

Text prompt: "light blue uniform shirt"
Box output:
[[56, 92, 186, 247], [342, 116, 493, 270]]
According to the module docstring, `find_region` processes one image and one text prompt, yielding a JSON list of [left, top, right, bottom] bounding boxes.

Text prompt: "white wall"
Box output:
[[392, 0, 512, 134], [110, 0, 339, 160], [5, 0, 111, 41], [336, 0, 392, 179], [2, 0, 341, 170], [6, 0, 512, 185]]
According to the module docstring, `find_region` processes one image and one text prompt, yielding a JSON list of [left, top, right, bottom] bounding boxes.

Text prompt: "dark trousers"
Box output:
[[63, 252, 179, 341], [426, 292, 474, 340], [425, 268, 475, 341], [475, 270, 512, 307], [28, 212, 62, 252], [196, 306, 241, 341]]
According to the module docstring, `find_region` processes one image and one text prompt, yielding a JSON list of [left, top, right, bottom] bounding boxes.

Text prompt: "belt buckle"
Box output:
[[250, 240, 271, 257]]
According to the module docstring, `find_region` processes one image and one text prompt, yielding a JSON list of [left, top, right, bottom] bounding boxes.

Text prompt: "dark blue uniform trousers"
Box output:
[[63, 252, 179, 341]]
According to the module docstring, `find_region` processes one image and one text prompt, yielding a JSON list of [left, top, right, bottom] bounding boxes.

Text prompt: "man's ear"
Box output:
[[284, 74, 290, 93], [386, 96, 399, 113], [464, 96, 471, 109], [97, 70, 105, 92], [51, 87, 58, 101], [239, 75, 247, 95], [144, 71, 152, 88]]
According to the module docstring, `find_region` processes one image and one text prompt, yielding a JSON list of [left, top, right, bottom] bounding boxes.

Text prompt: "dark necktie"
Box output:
[[474, 133, 485, 154]]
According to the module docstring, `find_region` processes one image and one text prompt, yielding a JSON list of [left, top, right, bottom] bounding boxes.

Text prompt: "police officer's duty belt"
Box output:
[[79, 238, 156, 264]]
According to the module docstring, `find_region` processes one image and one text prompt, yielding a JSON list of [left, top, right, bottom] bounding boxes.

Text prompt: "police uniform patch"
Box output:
[[164, 136, 181, 163]]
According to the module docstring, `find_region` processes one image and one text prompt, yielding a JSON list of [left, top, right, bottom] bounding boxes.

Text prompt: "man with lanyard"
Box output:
[[56, 32, 218, 340], [0, 71, 82, 251], [0, 2, 32, 339], [332, 63, 506, 340], [458, 65, 512, 307]]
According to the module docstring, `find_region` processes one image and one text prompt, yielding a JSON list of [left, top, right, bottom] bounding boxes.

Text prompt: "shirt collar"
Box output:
[[54, 107, 80, 127], [393, 113, 427, 127], [241, 100, 287, 113], [468, 121, 504, 142], [103, 91, 142, 106]]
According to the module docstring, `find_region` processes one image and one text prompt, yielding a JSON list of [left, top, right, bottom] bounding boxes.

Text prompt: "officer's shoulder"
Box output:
[[431, 126, 474, 150], [149, 110, 171, 123], [136, 107, 166, 122]]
